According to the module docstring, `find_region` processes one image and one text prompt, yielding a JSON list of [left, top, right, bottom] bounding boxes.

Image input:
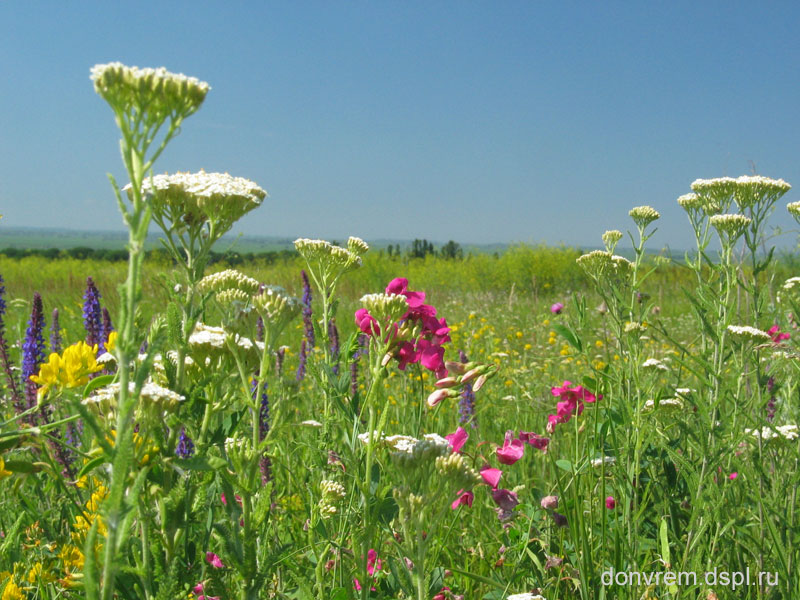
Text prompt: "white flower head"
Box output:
[[359, 293, 409, 326], [197, 269, 261, 295], [90, 62, 210, 118], [591, 456, 616, 468], [347, 236, 370, 256], [733, 175, 791, 210], [691, 177, 737, 213], [787, 201, 800, 221], [602, 230, 623, 253], [677, 192, 703, 212], [643, 398, 684, 411], [629, 205, 660, 229], [642, 358, 668, 371], [576, 250, 613, 278], [726, 325, 771, 343], [507, 593, 547, 600], [709, 213, 751, 239]]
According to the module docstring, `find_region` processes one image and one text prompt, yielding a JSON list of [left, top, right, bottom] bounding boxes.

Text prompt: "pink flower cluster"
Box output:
[[353, 548, 382, 592], [547, 380, 601, 433], [768, 324, 790, 343], [355, 278, 451, 378], [445, 427, 549, 515]]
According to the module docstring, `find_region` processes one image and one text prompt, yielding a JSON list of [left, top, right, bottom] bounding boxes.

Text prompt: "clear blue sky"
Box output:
[[1, 1, 799, 249]]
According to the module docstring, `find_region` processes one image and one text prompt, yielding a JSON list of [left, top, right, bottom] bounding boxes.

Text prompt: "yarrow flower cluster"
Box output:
[[726, 325, 771, 343], [547, 381, 601, 433], [787, 201, 800, 222], [709, 213, 751, 240], [126, 171, 267, 238], [294, 237, 365, 276], [356, 278, 452, 379], [743, 424, 798, 443], [318, 480, 346, 518], [602, 229, 623, 253], [90, 62, 210, 120], [628, 205, 660, 229], [197, 269, 261, 295]]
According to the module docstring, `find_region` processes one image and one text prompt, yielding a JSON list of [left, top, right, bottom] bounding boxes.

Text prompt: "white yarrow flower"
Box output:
[[726, 325, 771, 342]]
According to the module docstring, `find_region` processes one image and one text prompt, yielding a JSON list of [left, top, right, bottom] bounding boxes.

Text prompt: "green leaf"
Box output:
[[553, 324, 582, 352], [82, 374, 116, 398], [77, 456, 107, 479], [555, 459, 573, 472], [3, 459, 39, 473]]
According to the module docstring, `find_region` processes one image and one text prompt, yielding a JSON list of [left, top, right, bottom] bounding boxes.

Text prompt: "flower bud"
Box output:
[[427, 388, 450, 408], [540, 495, 559, 510], [435, 376, 458, 388], [473, 374, 488, 391]]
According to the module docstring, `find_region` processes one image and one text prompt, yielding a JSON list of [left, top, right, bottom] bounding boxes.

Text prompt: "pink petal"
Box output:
[[205, 551, 224, 569], [451, 489, 474, 509], [496, 434, 525, 465], [445, 427, 469, 453], [480, 467, 502, 489]]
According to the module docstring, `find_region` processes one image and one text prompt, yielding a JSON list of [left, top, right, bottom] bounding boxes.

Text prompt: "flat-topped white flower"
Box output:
[[629, 205, 660, 228], [788, 201, 800, 220], [507, 592, 547, 600], [197, 269, 261, 295], [347, 236, 370, 256], [84, 380, 184, 413], [359, 293, 409, 325], [677, 192, 703, 212], [301, 420, 323, 428], [125, 171, 266, 237], [726, 325, 771, 342], [744, 425, 798, 443], [643, 398, 684, 411], [90, 62, 210, 117], [294, 237, 362, 273], [576, 250, 613, 277], [733, 175, 791, 209], [709, 213, 751, 238], [591, 456, 616, 468], [642, 358, 668, 371], [602, 229, 623, 252]]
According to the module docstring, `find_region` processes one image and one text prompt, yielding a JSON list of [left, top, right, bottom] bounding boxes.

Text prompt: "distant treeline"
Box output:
[[0, 246, 298, 266], [0, 238, 468, 264]]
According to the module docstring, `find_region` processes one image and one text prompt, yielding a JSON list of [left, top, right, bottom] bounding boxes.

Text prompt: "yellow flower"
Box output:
[[30, 342, 102, 398], [1, 579, 24, 600], [515, 331, 523, 339], [105, 331, 117, 353], [524, 343, 532, 351], [595, 340, 604, 348], [0, 457, 11, 481]]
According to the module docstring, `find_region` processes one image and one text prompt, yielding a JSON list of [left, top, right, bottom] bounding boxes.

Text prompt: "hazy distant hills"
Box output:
[[0, 226, 510, 255]]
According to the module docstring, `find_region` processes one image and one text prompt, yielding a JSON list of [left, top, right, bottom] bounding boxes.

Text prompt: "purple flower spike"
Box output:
[[83, 277, 103, 350], [102, 307, 114, 344], [252, 377, 271, 484], [0, 275, 22, 413], [22, 293, 46, 410], [176, 427, 195, 458], [458, 350, 477, 428]]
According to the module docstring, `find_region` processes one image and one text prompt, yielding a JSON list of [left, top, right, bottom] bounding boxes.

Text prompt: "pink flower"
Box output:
[[496, 431, 525, 465], [451, 489, 474, 509], [386, 277, 426, 308], [355, 308, 378, 335], [491, 488, 519, 511], [768, 324, 790, 343], [605, 496, 616, 510], [540, 495, 558, 510], [427, 388, 449, 408], [354, 549, 382, 591], [519, 431, 550, 451], [551, 302, 564, 314], [729, 472, 738, 480], [205, 551, 224, 569], [445, 427, 469, 453], [480, 467, 502, 489], [547, 380, 601, 431], [396, 341, 418, 370]]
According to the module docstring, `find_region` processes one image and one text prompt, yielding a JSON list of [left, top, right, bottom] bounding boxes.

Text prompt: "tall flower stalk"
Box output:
[[89, 62, 209, 600]]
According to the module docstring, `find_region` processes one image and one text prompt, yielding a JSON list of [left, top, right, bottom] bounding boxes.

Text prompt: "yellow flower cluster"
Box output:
[[30, 341, 103, 398]]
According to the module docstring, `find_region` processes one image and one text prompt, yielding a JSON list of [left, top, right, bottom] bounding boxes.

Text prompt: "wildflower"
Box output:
[[602, 229, 623, 253], [318, 480, 346, 518], [496, 431, 525, 465], [507, 594, 546, 600], [768, 324, 790, 343], [576, 250, 613, 278], [709, 213, 751, 240], [22, 292, 46, 409], [641, 358, 668, 371], [347, 236, 369, 256], [519, 431, 550, 451], [354, 548, 382, 591], [643, 398, 684, 411], [82, 277, 104, 350], [491, 488, 519, 512], [90, 62, 209, 119], [788, 201, 800, 221], [729, 472, 738, 480], [128, 171, 266, 239], [629, 205, 660, 228], [551, 512, 568, 527], [591, 456, 616, 468], [175, 427, 194, 458], [197, 269, 261, 295], [540, 495, 558, 510], [732, 175, 790, 210], [547, 380, 600, 432], [294, 238, 362, 274], [605, 496, 616, 510], [31, 341, 103, 398], [1, 579, 24, 600], [550, 302, 564, 315], [0, 457, 12, 481], [677, 192, 703, 212], [50, 308, 62, 354], [691, 177, 737, 213], [744, 424, 798, 443], [445, 426, 469, 453], [726, 325, 771, 343], [451, 489, 474, 509], [205, 552, 225, 568], [480, 467, 502, 489]]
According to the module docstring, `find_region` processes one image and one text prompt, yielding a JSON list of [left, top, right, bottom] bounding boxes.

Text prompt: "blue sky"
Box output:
[[1, 1, 799, 248]]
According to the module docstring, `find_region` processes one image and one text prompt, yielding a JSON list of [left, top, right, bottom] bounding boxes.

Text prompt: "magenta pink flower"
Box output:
[[768, 324, 790, 343], [605, 496, 616, 510], [550, 302, 564, 314], [354, 549, 382, 592], [496, 431, 525, 465], [205, 551, 224, 568], [445, 427, 469, 453], [386, 277, 425, 308], [355, 308, 379, 335], [729, 472, 738, 480], [451, 489, 474, 509], [480, 466, 502, 489], [519, 431, 550, 451], [548, 380, 601, 432], [491, 488, 519, 511]]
